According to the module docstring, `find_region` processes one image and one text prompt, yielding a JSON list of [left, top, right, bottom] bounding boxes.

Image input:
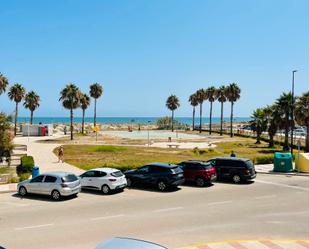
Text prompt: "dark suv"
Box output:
[[178, 161, 217, 187], [207, 157, 256, 183], [124, 163, 185, 191]]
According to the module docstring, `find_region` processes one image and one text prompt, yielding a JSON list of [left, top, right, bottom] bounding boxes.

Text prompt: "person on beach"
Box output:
[[58, 146, 64, 163], [64, 126, 67, 135], [230, 150, 236, 157]]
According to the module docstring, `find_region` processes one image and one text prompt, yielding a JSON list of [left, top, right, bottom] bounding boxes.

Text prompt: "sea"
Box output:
[[17, 117, 251, 125]]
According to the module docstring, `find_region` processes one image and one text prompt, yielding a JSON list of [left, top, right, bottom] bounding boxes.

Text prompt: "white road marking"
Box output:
[[90, 214, 125, 221], [207, 201, 232, 206], [15, 223, 54, 230], [254, 194, 277, 200], [255, 179, 309, 191], [152, 207, 184, 213]]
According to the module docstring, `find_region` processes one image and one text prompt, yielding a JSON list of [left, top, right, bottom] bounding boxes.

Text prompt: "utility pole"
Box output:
[[291, 70, 297, 155]]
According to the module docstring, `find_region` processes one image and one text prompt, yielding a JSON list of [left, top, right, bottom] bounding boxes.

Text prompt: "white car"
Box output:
[[18, 172, 81, 200], [80, 168, 127, 194]]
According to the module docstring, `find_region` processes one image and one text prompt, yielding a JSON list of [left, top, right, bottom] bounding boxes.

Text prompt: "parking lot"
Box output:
[[1, 174, 309, 249]]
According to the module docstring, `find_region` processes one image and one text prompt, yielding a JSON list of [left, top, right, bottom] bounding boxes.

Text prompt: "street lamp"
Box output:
[[291, 70, 297, 155]]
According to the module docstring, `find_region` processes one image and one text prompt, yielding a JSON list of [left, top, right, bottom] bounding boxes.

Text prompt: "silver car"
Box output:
[[95, 238, 167, 249], [18, 172, 81, 200]]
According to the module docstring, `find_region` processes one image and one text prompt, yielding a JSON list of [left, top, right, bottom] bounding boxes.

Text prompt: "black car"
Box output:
[[207, 157, 256, 183], [124, 163, 185, 191]]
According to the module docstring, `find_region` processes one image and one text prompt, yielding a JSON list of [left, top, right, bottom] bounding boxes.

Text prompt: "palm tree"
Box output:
[[189, 93, 199, 130], [196, 89, 207, 133], [23, 91, 40, 124], [59, 84, 81, 140], [8, 83, 26, 135], [250, 108, 267, 144], [295, 91, 309, 152], [80, 93, 91, 134], [225, 83, 241, 137], [89, 83, 103, 127], [0, 73, 9, 95], [276, 92, 292, 151], [263, 105, 280, 148], [166, 95, 180, 132], [216, 86, 227, 136], [205, 86, 217, 135]]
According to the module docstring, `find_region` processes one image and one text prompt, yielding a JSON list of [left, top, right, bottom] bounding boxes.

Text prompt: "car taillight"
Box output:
[[244, 169, 250, 175], [61, 183, 69, 188], [109, 178, 117, 182]]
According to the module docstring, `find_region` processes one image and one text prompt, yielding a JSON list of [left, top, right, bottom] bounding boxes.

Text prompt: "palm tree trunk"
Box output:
[[269, 134, 274, 148], [192, 107, 195, 131], [209, 101, 213, 135], [82, 109, 85, 134], [70, 108, 74, 140], [305, 123, 309, 152], [199, 103, 202, 133], [230, 101, 234, 137], [94, 98, 97, 127], [220, 101, 224, 136], [14, 102, 18, 136], [30, 110, 33, 125], [171, 110, 174, 132], [256, 127, 261, 144], [283, 114, 289, 151]]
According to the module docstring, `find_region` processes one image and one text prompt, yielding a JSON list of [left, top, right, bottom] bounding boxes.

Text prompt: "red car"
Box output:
[[178, 160, 217, 187]]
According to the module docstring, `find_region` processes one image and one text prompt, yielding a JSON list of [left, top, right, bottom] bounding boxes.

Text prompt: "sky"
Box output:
[[0, 0, 309, 118]]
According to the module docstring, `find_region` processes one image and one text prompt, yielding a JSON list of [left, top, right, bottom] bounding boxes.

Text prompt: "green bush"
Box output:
[[19, 173, 31, 182], [253, 155, 274, 164], [17, 156, 35, 175]]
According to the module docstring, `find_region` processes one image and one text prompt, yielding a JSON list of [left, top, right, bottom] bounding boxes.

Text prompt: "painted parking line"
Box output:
[[254, 195, 277, 200], [260, 241, 284, 249], [207, 201, 232, 206], [14, 223, 54, 230], [255, 180, 309, 191], [153, 207, 184, 213], [90, 214, 125, 221]]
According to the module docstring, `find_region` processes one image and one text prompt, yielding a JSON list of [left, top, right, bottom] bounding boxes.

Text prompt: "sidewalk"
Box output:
[[255, 164, 309, 177]]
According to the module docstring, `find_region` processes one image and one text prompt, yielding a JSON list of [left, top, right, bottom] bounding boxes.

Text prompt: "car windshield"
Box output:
[[111, 171, 123, 177], [62, 174, 78, 182], [199, 162, 213, 169]]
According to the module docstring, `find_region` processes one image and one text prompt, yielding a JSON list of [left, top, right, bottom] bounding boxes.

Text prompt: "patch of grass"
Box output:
[[59, 138, 281, 171], [0, 167, 12, 174], [86, 145, 127, 153]]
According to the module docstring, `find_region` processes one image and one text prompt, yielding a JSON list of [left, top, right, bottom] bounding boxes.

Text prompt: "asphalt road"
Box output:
[[1, 174, 309, 249]]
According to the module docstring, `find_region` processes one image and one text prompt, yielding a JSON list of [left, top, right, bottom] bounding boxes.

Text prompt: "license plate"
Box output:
[[178, 173, 183, 177], [211, 174, 216, 180]]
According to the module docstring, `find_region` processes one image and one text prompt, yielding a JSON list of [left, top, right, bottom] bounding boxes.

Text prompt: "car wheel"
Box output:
[[101, 185, 110, 194], [51, 190, 61, 201], [157, 181, 167, 191], [232, 174, 242, 183], [19, 186, 27, 196], [195, 177, 205, 187], [126, 178, 132, 187]]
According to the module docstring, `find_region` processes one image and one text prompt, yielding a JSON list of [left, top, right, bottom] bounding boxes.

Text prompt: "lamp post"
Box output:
[[291, 70, 297, 155]]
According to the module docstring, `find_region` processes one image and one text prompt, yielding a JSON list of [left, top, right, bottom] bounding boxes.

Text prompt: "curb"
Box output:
[[256, 170, 309, 177]]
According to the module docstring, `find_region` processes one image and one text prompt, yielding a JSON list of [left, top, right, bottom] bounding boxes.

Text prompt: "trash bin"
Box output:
[[273, 152, 293, 172], [32, 166, 40, 178]]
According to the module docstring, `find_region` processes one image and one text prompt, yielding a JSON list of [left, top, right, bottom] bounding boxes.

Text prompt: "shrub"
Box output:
[[253, 155, 274, 164], [19, 173, 31, 182], [17, 156, 35, 175]]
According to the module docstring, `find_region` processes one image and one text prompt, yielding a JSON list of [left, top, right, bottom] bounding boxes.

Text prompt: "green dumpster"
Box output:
[[273, 152, 293, 172]]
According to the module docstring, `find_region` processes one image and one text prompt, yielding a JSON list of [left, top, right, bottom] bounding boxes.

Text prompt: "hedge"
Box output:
[[16, 156, 35, 175]]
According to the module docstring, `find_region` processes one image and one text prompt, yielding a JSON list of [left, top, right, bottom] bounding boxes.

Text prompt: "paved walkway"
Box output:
[[184, 240, 309, 249], [13, 135, 84, 175]]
